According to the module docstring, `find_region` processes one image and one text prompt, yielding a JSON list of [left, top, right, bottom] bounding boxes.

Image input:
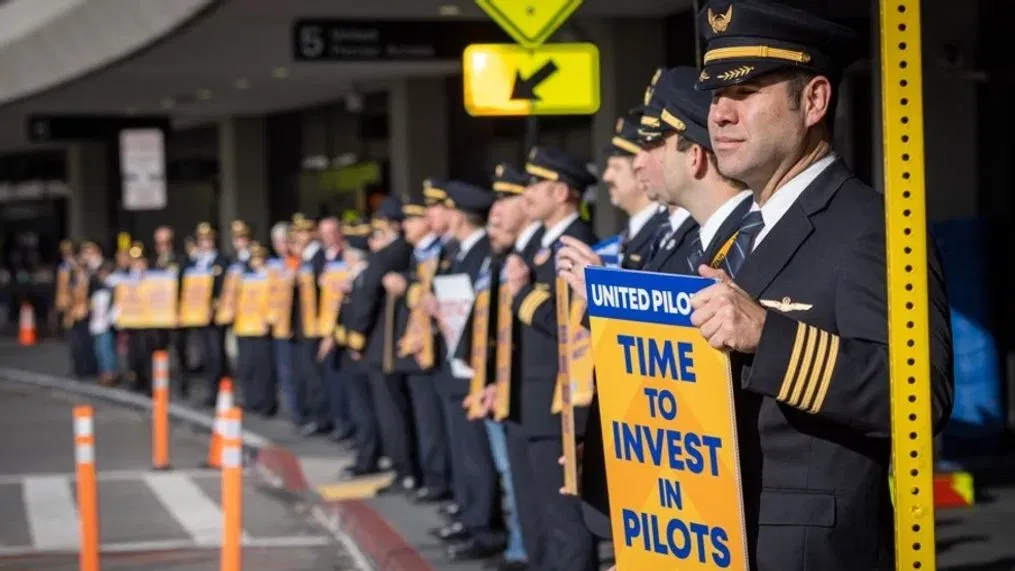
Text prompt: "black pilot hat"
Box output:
[[342, 218, 371, 251], [491, 163, 528, 198], [444, 181, 495, 218], [422, 178, 449, 206], [402, 196, 428, 219], [694, 0, 862, 91], [372, 195, 405, 230], [525, 146, 597, 191], [605, 106, 645, 157], [638, 66, 714, 150]]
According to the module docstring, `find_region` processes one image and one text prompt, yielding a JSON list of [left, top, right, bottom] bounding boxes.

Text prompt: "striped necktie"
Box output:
[[721, 210, 765, 278], [686, 233, 704, 273]]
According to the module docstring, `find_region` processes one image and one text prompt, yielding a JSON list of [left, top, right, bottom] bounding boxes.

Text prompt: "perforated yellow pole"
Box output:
[[879, 0, 937, 569]]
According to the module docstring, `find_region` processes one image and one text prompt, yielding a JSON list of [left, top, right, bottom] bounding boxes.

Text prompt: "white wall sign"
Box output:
[[119, 128, 167, 211]]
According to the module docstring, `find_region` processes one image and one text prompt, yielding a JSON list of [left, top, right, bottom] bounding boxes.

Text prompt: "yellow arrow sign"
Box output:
[[475, 0, 583, 48], [463, 43, 600, 117]]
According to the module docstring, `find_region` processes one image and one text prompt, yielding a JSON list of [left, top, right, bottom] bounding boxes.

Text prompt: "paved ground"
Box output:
[[4, 340, 1015, 570], [0, 379, 365, 571]]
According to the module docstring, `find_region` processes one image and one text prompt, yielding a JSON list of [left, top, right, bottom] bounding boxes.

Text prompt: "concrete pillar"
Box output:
[[218, 116, 270, 247], [389, 78, 449, 198], [581, 18, 666, 236], [65, 141, 110, 244]]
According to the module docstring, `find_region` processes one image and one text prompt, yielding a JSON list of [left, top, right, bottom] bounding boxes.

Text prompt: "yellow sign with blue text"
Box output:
[[462, 43, 600, 117], [475, 0, 583, 48], [585, 267, 749, 571]]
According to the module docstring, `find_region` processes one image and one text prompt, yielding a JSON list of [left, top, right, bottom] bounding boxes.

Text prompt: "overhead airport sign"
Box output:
[[463, 43, 600, 116], [292, 20, 508, 61], [475, 0, 583, 48]]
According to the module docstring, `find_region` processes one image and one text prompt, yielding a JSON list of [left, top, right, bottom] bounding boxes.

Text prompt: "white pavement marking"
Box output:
[[0, 468, 226, 486], [143, 472, 250, 545], [21, 475, 79, 550], [0, 535, 333, 557]]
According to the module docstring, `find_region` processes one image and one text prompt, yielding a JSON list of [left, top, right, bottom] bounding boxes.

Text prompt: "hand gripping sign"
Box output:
[[584, 266, 748, 571]]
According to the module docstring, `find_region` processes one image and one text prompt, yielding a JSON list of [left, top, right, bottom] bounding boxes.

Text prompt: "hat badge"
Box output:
[[615, 118, 625, 133], [529, 147, 538, 160], [707, 5, 733, 33], [495, 164, 504, 177]]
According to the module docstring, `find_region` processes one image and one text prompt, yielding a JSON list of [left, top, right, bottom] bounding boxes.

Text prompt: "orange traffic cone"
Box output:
[[204, 378, 234, 469], [18, 302, 36, 346]]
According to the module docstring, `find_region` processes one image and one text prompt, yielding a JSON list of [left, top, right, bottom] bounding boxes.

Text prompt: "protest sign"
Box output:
[[585, 267, 748, 571]]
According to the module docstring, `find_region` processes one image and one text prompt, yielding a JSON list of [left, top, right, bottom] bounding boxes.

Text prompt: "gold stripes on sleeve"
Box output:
[[334, 325, 347, 345], [517, 289, 552, 326], [406, 283, 421, 308], [776, 322, 840, 414], [347, 330, 366, 351]]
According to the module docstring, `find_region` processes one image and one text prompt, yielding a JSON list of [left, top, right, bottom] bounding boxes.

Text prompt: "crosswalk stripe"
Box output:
[[22, 475, 79, 549], [143, 472, 249, 545]]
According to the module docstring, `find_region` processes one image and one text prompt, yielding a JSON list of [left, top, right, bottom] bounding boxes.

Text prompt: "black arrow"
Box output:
[[510, 60, 560, 101]]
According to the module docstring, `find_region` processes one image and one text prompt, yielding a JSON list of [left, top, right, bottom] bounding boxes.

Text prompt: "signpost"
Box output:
[[467, 0, 599, 117]]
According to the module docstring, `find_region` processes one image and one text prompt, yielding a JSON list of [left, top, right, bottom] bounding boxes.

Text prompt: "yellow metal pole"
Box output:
[[879, 0, 937, 569]]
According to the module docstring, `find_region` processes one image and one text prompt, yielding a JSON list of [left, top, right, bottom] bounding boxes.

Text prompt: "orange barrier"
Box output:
[[73, 405, 100, 571], [220, 407, 244, 571], [152, 351, 171, 470], [19, 302, 36, 346], [204, 378, 234, 469], [934, 471, 974, 508]]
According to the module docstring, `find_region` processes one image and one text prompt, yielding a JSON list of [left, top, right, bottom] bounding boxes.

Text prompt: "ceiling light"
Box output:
[[197, 88, 212, 100], [234, 78, 251, 90], [439, 4, 461, 16], [161, 97, 175, 110], [272, 66, 289, 79]]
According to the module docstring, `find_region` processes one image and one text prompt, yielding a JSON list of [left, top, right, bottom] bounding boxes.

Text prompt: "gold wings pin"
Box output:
[[707, 5, 733, 34], [760, 297, 812, 312]]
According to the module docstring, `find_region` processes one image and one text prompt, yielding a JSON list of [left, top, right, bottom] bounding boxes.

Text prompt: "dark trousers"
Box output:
[[127, 329, 155, 394], [68, 320, 97, 378], [197, 325, 227, 404], [273, 339, 300, 425], [367, 368, 416, 480], [440, 385, 501, 547], [529, 437, 598, 571], [292, 338, 330, 428], [506, 423, 548, 569], [237, 336, 274, 414], [343, 354, 380, 472], [324, 349, 354, 436], [406, 372, 451, 494]]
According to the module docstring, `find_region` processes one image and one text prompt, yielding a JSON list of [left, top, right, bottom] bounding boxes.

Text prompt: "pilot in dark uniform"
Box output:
[[605, 107, 669, 271], [503, 147, 599, 571], [688, 2, 954, 569], [387, 196, 453, 504], [343, 199, 416, 489], [188, 223, 230, 406]]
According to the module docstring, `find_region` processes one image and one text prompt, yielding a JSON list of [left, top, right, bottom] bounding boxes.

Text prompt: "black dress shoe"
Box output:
[[446, 538, 504, 562], [413, 487, 453, 504], [438, 502, 461, 517], [377, 476, 415, 496], [429, 521, 468, 543], [338, 465, 382, 481]]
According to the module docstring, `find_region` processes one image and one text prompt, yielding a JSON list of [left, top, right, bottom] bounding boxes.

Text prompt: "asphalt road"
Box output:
[[0, 381, 367, 571]]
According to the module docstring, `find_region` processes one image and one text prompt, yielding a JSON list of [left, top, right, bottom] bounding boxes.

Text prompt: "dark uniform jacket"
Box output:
[[502, 226, 545, 424], [439, 233, 492, 397], [619, 207, 669, 271], [513, 216, 597, 439], [344, 238, 411, 368], [393, 236, 445, 375], [723, 159, 953, 571]]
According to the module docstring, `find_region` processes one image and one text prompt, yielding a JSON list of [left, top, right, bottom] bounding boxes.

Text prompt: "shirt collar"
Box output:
[[302, 241, 321, 261], [456, 229, 487, 260], [698, 190, 753, 251], [753, 154, 836, 217], [515, 221, 542, 252], [540, 212, 580, 248], [415, 233, 440, 255], [627, 203, 662, 239], [667, 207, 692, 234]]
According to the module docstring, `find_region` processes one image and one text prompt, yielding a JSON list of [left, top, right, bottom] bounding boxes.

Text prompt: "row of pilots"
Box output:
[[350, 1, 956, 570]]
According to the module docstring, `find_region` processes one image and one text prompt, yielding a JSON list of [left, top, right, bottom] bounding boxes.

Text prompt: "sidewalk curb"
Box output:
[[0, 366, 433, 571], [255, 447, 436, 571]]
